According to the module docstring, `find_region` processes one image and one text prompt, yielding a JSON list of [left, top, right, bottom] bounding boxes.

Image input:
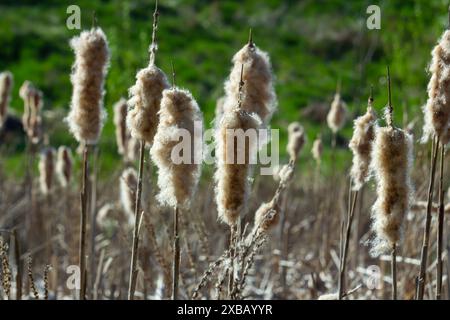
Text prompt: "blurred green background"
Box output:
[[0, 0, 447, 177]]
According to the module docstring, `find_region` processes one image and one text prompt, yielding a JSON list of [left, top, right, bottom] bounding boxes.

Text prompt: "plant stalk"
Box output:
[[417, 137, 439, 299], [128, 140, 145, 300], [172, 206, 180, 300]]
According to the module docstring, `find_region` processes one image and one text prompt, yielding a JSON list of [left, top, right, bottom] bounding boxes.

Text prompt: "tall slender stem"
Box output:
[[172, 206, 180, 300], [391, 243, 397, 300], [436, 143, 445, 299], [79, 145, 89, 300], [128, 140, 145, 300], [417, 137, 439, 299], [338, 188, 358, 299]]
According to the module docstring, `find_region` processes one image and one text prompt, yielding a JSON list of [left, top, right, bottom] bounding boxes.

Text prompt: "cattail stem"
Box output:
[[128, 140, 145, 300], [391, 243, 397, 300], [338, 187, 358, 299], [417, 137, 439, 299], [79, 145, 89, 300], [89, 146, 99, 298], [172, 206, 180, 300], [13, 229, 22, 300], [436, 142, 445, 299]]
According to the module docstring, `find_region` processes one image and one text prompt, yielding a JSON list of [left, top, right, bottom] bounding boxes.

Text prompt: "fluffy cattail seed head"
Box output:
[[39, 147, 56, 195], [327, 92, 347, 133], [96, 203, 119, 233], [127, 65, 169, 144], [150, 87, 203, 209], [120, 167, 138, 227], [287, 122, 306, 162], [19, 81, 43, 144], [349, 106, 377, 191], [222, 41, 276, 124], [253, 198, 280, 235], [215, 107, 261, 226], [0, 71, 13, 129], [113, 97, 129, 156], [67, 27, 110, 145], [56, 146, 73, 188], [312, 136, 323, 165], [370, 126, 413, 255], [422, 30, 450, 142]]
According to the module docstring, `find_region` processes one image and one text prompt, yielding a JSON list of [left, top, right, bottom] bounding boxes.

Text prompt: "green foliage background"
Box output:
[[0, 0, 446, 177]]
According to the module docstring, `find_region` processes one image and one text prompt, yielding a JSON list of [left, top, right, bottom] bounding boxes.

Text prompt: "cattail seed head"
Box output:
[[56, 146, 73, 188], [312, 135, 323, 165], [20, 81, 43, 144], [215, 107, 261, 226], [422, 30, 450, 142], [96, 203, 120, 233], [327, 92, 347, 133], [38, 147, 56, 195], [370, 126, 413, 256], [150, 87, 203, 209], [113, 97, 129, 156], [223, 42, 276, 124], [127, 65, 169, 144], [67, 27, 110, 145], [287, 122, 306, 162], [0, 71, 13, 129], [253, 198, 280, 235], [120, 167, 138, 227], [349, 106, 377, 190]]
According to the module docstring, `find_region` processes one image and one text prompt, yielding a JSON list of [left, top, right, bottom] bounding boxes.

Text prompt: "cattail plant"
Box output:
[[222, 30, 276, 125], [66, 24, 110, 300], [120, 167, 138, 227], [113, 97, 129, 159], [0, 71, 13, 129], [126, 1, 169, 300], [38, 148, 56, 195], [417, 17, 450, 299], [150, 64, 203, 299], [338, 89, 377, 299], [20, 81, 43, 145], [312, 135, 323, 167], [215, 64, 262, 298], [287, 122, 306, 163], [327, 84, 347, 145], [55, 146, 73, 188], [370, 68, 413, 300]]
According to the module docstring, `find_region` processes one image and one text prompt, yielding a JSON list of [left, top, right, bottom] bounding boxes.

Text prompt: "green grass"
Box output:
[[0, 0, 447, 177]]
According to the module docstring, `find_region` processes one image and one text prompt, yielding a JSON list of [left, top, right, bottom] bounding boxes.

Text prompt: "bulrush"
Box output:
[[66, 27, 110, 145], [38, 148, 56, 195], [66, 25, 110, 301], [287, 122, 306, 162], [422, 29, 450, 142], [56, 146, 73, 188], [327, 91, 347, 134], [215, 104, 261, 226], [370, 68, 412, 300], [20, 81, 43, 144], [0, 71, 13, 129], [312, 135, 323, 166], [127, 65, 169, 144], [150, 87, 203, 209], [120, 167, 138, 227], [349, 93, 377, 191], [370, 126, 413, 255], [113, 97, 129, 157], [222, 31, 276, 125]]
